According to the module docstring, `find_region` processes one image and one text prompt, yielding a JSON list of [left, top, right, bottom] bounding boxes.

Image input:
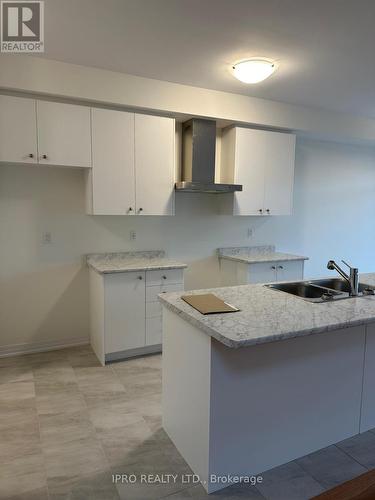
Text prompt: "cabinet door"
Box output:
[[0, 95, 37, 164], [104, 272, 145, 354], [248, 262, 277, 284], [233, 128, 266, 216], [135, 114, 175, 216], [276, 260, 304, 282], [263, 132, 295, 215], [146, 317, 163, 346], [91, 108, 135, 215], [37, 101, 91, 167]]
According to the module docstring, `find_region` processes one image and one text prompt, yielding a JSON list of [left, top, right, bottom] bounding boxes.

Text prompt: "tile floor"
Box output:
[[0, 345, 374, 500]]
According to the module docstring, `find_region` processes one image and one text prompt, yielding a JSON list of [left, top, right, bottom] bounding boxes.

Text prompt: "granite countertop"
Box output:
[[217, 245, 309, 264], [87, 251, 187, 274], [159, 273, 375, 349]]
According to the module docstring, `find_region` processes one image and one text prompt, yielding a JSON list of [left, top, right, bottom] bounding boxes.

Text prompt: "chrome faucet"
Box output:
[[327, 260, 359, 296]]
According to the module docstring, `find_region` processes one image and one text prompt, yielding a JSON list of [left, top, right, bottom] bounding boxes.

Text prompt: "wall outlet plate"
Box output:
[[42, 231, 52, 244], [129, 230, 137, 241]]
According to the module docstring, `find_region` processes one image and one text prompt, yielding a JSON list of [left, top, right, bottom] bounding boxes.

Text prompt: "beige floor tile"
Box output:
[[39, 409, 97, 446], [0, 405, 38, 427], [0, 453, 46, 499], [34, 364, 77, 393], [48, 470, 119, 500], [0, 380, 36, 417], [0, 412, 41, 463], [115, 369, 162, 399], [75, 366, 126, 398], [112, 354, 161, 376], [98, 419, 157, 467], [8, 487, 49, 500], [0, 380, 35, 402], [88, 402, 143, 433], [0, 365, 33, 384], [43, 436, 109, 480], [36, 389, 87, 416]]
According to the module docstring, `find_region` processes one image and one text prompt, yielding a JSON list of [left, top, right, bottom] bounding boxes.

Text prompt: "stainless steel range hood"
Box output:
[[175, 119, 242, 194]]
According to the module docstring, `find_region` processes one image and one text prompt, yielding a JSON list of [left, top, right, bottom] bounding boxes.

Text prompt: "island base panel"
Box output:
[[162, 308, 211, 489], [162, 308, 370, 493]]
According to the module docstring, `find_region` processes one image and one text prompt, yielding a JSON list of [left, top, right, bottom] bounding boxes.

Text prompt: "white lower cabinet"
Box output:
[[89, 268, 184, 364], [220, 259, 305, 286]]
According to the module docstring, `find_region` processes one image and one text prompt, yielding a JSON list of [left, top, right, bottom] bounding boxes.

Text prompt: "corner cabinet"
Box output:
[[221, 127, 296, 216], [89, 268, 184, 365], [86, 109, 175, 216], [0, 95, 91, 167]]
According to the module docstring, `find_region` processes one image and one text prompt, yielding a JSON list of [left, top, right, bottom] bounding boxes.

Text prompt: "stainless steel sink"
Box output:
[[266, 279, 375, 303], [309, 278, 368, 294]]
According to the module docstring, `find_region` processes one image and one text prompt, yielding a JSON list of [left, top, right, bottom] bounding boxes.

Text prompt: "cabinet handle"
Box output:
[[128, 207, 133, 212], [28, 153, 34, 158], [138, 208, 143, 213], [266, 209, 270, 214], [278, 265, 284, 270], [162, 275, 167, 280], [138, 275, 143, 280], [271, 266, 276, 270], [258, 209, 263, 214], [42, 154, 48, 160]]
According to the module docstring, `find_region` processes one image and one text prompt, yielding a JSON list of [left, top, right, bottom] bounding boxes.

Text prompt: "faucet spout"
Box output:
[[327, 259, 359, 296]]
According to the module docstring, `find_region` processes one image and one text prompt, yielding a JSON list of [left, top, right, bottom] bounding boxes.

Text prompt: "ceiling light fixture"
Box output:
[[232, 58, 276, 84]]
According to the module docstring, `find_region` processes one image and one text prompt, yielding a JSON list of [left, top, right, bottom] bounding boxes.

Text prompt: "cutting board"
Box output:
[[181, 293, 240, 315]]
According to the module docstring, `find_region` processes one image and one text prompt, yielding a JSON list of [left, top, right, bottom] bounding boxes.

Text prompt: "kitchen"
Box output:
[[1, 1, 375, 499]]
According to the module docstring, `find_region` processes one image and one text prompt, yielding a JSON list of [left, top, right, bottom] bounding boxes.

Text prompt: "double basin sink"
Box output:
[[266, 278, 375, 303]]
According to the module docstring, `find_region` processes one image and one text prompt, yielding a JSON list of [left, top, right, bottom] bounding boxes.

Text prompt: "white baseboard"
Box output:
[[0, 337, 89, 359]]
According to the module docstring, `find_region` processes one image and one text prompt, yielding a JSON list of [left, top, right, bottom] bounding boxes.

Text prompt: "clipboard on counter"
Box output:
[[181, 293, 240, 315]]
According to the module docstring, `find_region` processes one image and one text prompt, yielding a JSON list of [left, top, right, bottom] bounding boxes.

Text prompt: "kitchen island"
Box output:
[[159, 273, 375, 493]]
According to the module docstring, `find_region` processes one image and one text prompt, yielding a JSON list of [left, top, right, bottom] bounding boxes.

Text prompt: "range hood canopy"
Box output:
[[175, 119, 242, 194]]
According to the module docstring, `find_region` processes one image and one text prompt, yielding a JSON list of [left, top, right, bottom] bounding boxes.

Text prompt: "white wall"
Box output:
[[0, 138, 375, 350]]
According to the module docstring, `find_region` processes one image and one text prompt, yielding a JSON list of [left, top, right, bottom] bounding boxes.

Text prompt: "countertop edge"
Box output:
[[220, 254, 309, 264], [88, 262, 188, 274], [159, 297, 375, 348]]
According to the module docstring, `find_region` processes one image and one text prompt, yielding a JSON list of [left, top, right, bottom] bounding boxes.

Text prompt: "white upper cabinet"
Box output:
[[221, 127, 296, 216], [88, 111, 175, 216], [91, 108, 135, 215], [262, 131, 296, 215], [37, 101, 92, 167], [135, 114, 175, 216], [0, 95, 38, 164]]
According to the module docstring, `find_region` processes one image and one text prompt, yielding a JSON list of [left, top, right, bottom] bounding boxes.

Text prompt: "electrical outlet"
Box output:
[[247, 228, 254, 238], [129, 230, 137, 241], [42, 231, 52, 244]]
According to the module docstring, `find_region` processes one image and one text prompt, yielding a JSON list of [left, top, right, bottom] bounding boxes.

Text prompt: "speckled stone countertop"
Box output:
[[159, 273, 375, 348], [87, 251, 187, 274], [217, 245, 309, 264]]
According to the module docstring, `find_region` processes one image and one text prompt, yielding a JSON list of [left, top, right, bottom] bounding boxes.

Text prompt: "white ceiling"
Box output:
[[40, 0, 375, 118]]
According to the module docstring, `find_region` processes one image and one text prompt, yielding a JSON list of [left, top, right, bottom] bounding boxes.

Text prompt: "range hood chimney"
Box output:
[[175, 119, 242, 194]]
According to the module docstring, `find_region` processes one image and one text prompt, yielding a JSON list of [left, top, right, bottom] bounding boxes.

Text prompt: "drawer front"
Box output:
[[146, 301, 162, 319], [146, 283, 184, 303], [146, 317, 162, 346], [146, 268, 184, 286]]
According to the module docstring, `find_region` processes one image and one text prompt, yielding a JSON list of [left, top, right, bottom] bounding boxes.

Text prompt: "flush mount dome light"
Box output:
[[232, 58, 276, 84]]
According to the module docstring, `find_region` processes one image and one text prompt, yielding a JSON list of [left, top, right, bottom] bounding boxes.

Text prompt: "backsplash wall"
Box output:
[[1, 137, 375, 349]]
